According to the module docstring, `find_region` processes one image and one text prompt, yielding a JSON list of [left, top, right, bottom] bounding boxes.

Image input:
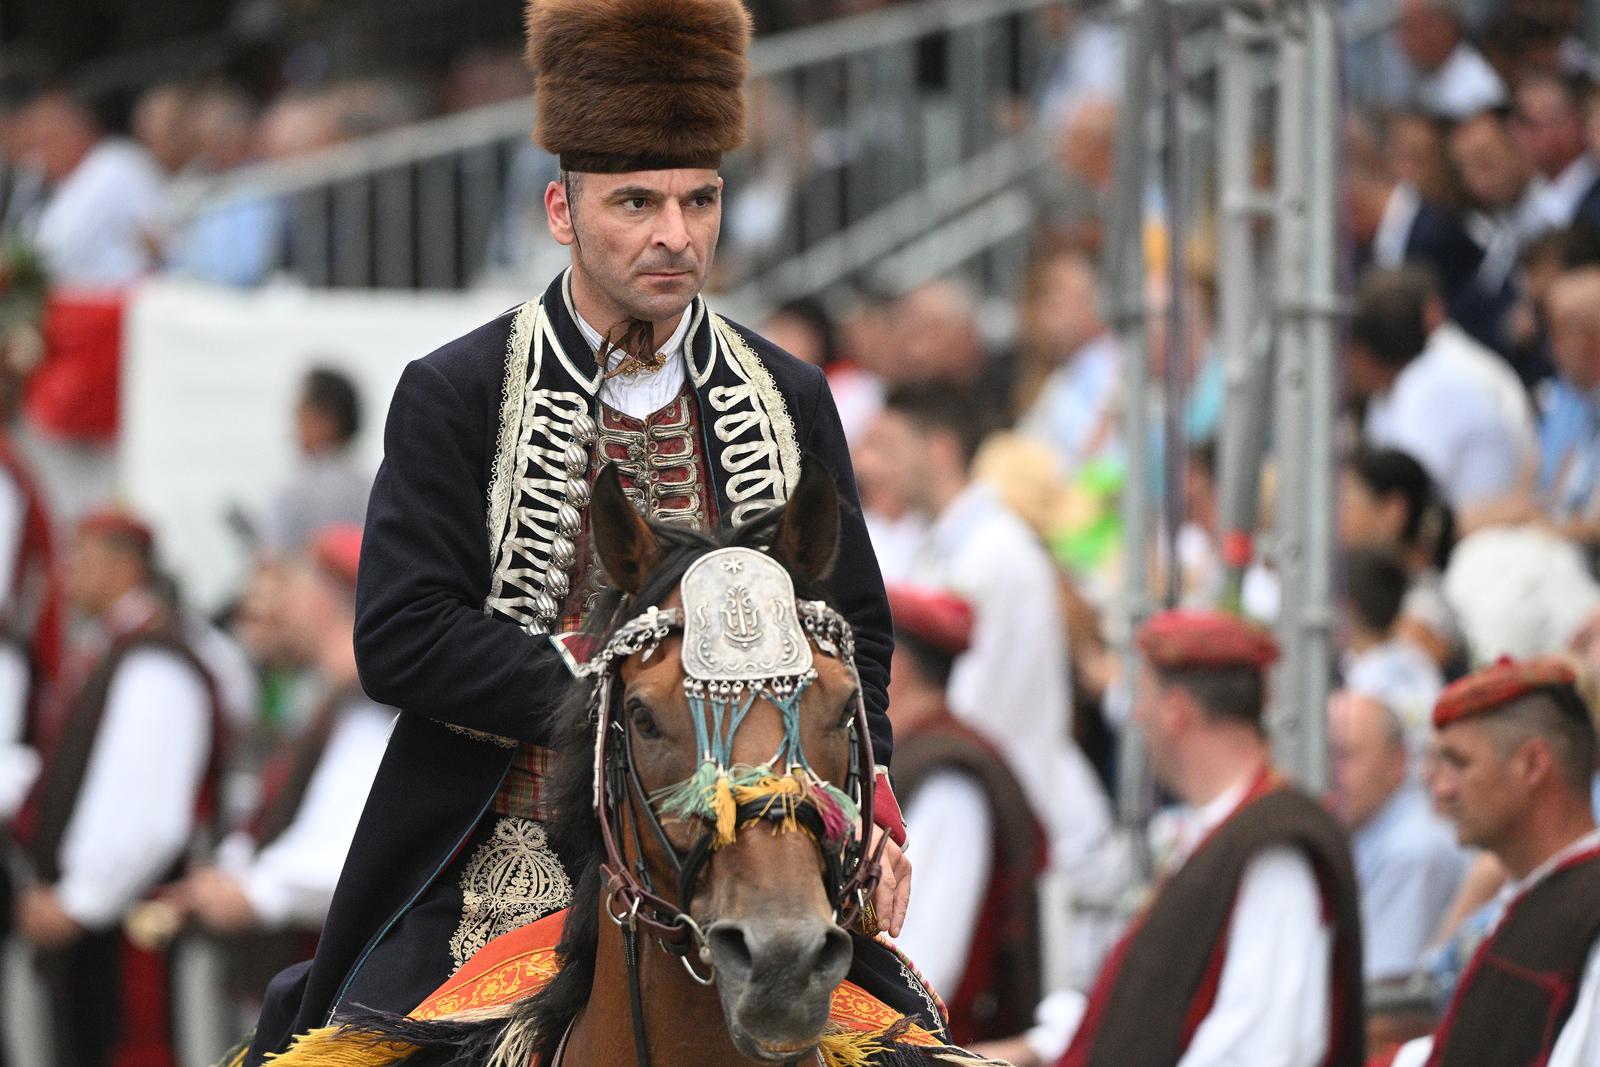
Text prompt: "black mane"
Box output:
[[345, 508, 828, 1066]]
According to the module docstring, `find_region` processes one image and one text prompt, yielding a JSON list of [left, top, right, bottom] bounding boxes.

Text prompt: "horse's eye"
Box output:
[[628, 699, 663, 740], [834, 696, 859, 731]]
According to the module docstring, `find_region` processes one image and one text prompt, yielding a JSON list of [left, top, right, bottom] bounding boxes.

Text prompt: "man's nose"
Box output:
[[654, 201, 691, 254]]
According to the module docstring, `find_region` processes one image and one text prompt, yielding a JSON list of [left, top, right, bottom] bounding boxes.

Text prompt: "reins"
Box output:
[[580, 548, 886, 1067]]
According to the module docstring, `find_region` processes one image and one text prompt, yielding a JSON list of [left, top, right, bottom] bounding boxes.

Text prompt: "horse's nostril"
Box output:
[[707, 923, 755, 979], [815, 925, 852, 982]]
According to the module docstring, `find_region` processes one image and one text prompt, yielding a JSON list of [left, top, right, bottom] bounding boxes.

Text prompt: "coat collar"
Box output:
[[539, 270, 715, 394]]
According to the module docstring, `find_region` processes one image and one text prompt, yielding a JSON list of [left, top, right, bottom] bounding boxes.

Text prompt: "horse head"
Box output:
[[587, 458, 877, 1063]]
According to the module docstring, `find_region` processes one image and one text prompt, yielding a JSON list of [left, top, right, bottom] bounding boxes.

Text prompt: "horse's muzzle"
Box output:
[[707, 917, 853, 1060]]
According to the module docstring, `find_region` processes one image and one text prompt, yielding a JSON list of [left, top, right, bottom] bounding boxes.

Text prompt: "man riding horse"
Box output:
[[242, 0, 914, 1061]]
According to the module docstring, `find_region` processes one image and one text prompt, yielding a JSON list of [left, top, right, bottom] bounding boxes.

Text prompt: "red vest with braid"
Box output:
[[1058, 772, 1365, 1067]]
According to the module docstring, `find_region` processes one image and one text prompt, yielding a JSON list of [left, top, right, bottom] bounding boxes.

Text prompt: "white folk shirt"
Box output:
[[216, 697, 393, 930], [1363, 322, 1536, 508], [32, 139, 167, 289], [0, 643, 39, 820], [1531, 153, 1600, 233], [574, 306, 692, 419], [891, 770, 992, 995], [1025, 774, 1333, 1066], [910, 483, 1117, 886], [1391, 827, 1600, 1067], [54, 645, 212, 929]]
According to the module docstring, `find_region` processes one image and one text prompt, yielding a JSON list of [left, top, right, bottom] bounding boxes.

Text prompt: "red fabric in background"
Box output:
[[25, 292, 126, 443]]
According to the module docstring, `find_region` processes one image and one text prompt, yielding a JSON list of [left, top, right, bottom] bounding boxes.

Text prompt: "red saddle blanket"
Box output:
[[412, 908, 940, 1048]]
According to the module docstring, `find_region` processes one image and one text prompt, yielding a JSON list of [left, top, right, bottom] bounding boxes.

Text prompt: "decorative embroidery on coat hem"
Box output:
[[449, 817, 573, 972]]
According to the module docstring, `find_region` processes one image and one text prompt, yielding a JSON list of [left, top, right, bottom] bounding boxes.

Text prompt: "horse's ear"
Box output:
[[591, 464, 660, 596], [773, 454, 841, 582]]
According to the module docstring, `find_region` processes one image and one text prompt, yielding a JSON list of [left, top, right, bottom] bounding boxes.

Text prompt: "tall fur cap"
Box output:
[[525, 0, 752, 172]]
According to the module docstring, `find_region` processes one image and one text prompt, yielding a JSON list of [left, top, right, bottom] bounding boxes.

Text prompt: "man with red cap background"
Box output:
[[885, 584, 1046, 1047], [1388, 657, 1600, 1067], [14, 508, 219, 1067], [164, 525, 390, 1005], [244, 1, 909, 1059], [991, 609, 1364, 1067]]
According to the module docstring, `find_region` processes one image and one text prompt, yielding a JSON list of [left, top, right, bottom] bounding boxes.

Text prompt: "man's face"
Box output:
[[1026, 254, 1104, 360], [1547, 296, 1600, 392], [1513, 83, 1586, 178], [1133, 668, 1182, 788], [1338, 469, 1405, 549], [547, 168, 722, 328], [279, 560, 348, 661], [1330, 694, 1407, 831], [64, 533, 129, 618], [854, 410, 928, 518], [1396, 3, 1457, 71], [1450, 116, 1530, 211], [1430, 719, 1529, 852]]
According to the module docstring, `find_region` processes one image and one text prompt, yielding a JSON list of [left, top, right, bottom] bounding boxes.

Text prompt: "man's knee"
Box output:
[[240, 959, 312, 1066]]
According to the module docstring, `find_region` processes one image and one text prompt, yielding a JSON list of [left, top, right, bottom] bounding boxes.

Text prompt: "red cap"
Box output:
[[310, 524, 363, 589], [888, 584, 975, 657], [1138, 609, 1280, 671], [1432, 655, 1578, 729], [77, 508, 155, 557]]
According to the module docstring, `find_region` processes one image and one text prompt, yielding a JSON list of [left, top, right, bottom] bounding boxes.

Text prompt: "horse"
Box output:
[[256, 460, 1005, 1067]]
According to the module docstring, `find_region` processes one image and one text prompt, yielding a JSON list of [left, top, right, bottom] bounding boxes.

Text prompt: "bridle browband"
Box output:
[[579, 548, 884, 1067]]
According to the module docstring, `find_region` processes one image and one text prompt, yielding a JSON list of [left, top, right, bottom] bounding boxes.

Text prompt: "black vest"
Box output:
[[1428, 844, 1600, 1066], [1062, 781, 1366, 1067]]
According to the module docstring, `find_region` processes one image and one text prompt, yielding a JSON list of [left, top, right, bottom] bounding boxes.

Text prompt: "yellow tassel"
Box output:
[[712, 773, 737, 848], [261, 1026, 420, 1067], [733, 773, 806, 834], [818, 1026, 892, 1067], [216, 1047, 249, 1067]]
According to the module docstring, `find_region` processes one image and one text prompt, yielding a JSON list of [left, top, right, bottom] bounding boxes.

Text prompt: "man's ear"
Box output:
[[772, 455, 841, 582], [591, 465, 660, 596], [1516, 735, 1557, 791], [546, 179, 575, 247]]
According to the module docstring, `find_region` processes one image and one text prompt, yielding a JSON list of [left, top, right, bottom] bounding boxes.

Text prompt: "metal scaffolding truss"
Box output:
[[1105, 0, 1345, 838]]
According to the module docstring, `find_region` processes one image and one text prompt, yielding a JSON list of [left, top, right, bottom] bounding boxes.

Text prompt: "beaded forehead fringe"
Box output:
[[585, 555, 865, 851]]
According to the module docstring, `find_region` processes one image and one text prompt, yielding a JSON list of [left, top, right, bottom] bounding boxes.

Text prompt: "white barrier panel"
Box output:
[[122, 279, 523, 613]]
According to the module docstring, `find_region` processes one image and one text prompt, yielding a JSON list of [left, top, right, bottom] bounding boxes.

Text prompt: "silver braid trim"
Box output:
[[710, 316, 800, 525]]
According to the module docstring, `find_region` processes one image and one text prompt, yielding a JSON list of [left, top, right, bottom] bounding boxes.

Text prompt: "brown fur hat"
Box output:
[[525, 0, 752, 173]]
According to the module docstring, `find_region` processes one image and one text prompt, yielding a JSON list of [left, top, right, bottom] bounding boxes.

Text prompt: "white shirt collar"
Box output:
[[1373, 183, 1421, 269], [1504, 825, 1600, 904], [573, 306, 692, 378], [1173, 769, 1261, 862], [1538, 154, 1600, 227]]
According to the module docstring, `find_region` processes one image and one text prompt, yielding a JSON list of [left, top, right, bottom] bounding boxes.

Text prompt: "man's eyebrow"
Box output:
[[686, 184, 721, 199], [607, 186, 660, 201]]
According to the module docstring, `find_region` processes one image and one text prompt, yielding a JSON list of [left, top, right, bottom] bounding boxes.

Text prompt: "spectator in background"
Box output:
[[168, 526, 389, 1004], [885, 279, 1010, 424], [15, 510, 217, 1067], [15, 88, 167, 288], [262, 367, 370, 557], [166, 82, 281, 287], [1328, 691, 1466, 982], [1340, 446, 1462, 674], [1349, 118, 1499, 348], [1342, 548, 1446, 747], [131, 82, 195, 177], [857, 384, 1123, 901], [1513, 71, 1600, 231], [763, 297, 882, 447], [1396, 0, 1507, 119], [885, 585, 1045, 1046], [1449, 110, 1541, 327], [1348, 265, 1535, 518], [1016, 239, 1120, 468], [1444, 520, 1600, 665], [1036, 93, 1117, 239], [1538, 265, 1600, 536]]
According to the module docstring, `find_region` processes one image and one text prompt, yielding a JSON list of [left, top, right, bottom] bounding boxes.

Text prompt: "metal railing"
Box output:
[[167, 0, 1067, 296]]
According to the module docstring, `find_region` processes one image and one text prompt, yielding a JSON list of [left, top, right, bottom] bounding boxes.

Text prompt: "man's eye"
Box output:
[[692, 195, 716, 208], [624, 198, 649, 211]]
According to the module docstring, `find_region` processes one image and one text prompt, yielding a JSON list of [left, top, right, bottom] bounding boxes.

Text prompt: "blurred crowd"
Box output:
[[0, 0, 1599, 1064]]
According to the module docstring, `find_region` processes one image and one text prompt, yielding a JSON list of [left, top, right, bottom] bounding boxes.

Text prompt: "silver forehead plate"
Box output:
[[680, 547, 813, 682]]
